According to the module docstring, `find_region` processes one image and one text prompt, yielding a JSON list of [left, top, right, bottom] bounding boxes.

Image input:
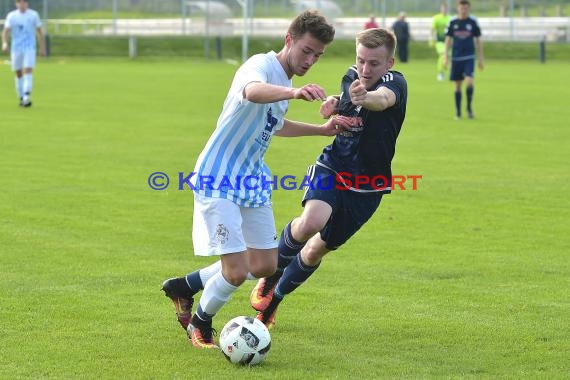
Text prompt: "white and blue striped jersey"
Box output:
[[191, 51, 290, 207], [4, 9, 41, 52]]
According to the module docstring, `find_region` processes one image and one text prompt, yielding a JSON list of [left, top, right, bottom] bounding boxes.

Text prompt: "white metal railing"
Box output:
[[1, 17, 568, 42]]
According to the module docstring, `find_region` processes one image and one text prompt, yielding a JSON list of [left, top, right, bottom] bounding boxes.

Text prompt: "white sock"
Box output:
[[197, 272, 238, 318], [198, 260, 222, 287], [15, 77, 23, 99], [23, 73, 33, 97]]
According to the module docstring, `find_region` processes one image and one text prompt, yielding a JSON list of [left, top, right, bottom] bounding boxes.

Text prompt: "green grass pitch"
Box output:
[[1, 57, 569, 379]]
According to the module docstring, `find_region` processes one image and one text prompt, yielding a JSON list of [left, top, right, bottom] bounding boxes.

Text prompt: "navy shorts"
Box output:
[[302, 165, 382, 250], [450, 58, 475, 81]]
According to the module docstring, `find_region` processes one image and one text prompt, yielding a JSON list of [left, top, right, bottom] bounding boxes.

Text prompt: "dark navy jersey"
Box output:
[[446, 16, 481, 60], [317, 66, 407, 192]]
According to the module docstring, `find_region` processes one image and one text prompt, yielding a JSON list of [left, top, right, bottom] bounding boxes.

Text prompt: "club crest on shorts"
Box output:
[[215, 224, 229, 244]]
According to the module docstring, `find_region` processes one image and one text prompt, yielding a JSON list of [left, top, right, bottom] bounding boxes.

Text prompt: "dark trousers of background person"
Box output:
[[397, 38, 409, 63]]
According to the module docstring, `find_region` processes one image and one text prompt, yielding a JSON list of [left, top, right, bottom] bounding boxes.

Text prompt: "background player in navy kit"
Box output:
[[443, 0, 484, 119], [250, 28, 408, 328]]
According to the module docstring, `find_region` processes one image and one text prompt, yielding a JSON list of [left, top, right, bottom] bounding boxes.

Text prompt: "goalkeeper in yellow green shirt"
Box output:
[[430, 3, 452, 81]]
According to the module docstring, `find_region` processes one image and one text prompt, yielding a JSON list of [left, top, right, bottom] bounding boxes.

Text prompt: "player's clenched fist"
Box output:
[[319, 96, 338, 119], [293, 83, 327, 101], [349, 79, 367, 105]]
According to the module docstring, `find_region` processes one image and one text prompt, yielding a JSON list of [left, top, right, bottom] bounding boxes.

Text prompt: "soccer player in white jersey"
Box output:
[[161, 10, 355, 348], [2, 0, 45, 107]]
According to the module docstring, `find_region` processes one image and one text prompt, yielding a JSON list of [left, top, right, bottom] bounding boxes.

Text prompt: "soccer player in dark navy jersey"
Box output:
[[250, 28, 408, 328], [318, 66, 406, 192], [444, 0, 484, 119]]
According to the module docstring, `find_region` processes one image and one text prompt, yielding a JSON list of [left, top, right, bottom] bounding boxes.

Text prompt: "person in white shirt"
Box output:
[[2, 0, 45, 107], [161, 10, 355, 349]]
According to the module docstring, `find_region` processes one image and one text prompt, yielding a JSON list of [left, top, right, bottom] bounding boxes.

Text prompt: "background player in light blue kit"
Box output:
[[2, 0, 45, 107]]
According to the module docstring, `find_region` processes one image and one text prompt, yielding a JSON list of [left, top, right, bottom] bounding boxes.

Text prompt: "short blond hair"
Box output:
[[356, 28, 397, 58]]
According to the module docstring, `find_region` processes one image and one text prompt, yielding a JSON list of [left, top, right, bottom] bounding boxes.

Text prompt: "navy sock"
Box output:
[[454, 90, 462, 116], [277, 222, 306, 272], [466, 86, 474, 112], [194, 304, 214, 323], [274, 254, 320, 299], [185, 271, 202, 294]]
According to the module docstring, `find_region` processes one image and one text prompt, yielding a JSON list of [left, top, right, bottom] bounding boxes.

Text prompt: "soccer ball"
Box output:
[[219, 316, 271, 365]]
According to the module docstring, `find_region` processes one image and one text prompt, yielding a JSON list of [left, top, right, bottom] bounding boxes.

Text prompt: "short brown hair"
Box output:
[[458, 0, 470, 6], [288, 10, 335, 45], [356, 28, 397, 58]]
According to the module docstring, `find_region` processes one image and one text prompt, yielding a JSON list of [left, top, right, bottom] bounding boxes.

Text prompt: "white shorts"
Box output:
[[11, 50, 36, 71], [192, 193, 278, 256]]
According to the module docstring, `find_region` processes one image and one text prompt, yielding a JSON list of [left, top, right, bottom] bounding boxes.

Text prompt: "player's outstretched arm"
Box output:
[[244, 82, 327, 104], [349, 79, 396, 112], [275, 115, 356, 137]]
